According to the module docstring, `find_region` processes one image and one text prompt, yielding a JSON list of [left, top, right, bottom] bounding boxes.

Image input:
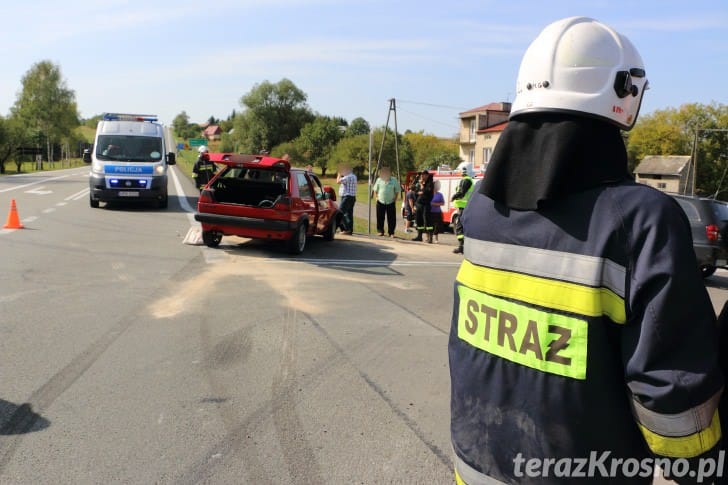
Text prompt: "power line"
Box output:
[[397, 107, 459, 130], [397, 99, 469, 111]]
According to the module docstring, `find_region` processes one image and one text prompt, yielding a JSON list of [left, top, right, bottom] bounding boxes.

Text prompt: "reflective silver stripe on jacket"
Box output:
[[630, 389, 722, 437], [464, 238, 626, 297], [455, 453, 508, 485]]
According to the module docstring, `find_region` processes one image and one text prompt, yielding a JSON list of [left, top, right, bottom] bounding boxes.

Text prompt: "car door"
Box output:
[[295, 171, 317, 233], [310, 174, 330, 233]]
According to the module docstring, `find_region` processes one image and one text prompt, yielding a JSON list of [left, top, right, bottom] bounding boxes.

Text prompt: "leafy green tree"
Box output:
[[172, 111, 201, 139], [370, 127, 414, 178], [0, 116, 27, 174], [271, 140, 304, 165], [627, 102, 728, 196], [404, 131, 458, 170], [84, 114, 103, 129], [329, 134, 370, 178], [346, 117, 370, 136], [233, 79, 314, 153], [297, 116, 344, 176], [11, 60, 78, 166]]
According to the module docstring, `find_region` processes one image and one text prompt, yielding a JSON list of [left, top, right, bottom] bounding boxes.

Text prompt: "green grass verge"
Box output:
[[0, 158, 87, 176]]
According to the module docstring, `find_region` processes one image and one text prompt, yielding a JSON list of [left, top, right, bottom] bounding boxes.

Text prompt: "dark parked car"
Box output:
[[670, 194, 728, 277], [194, 153, 341, 254]]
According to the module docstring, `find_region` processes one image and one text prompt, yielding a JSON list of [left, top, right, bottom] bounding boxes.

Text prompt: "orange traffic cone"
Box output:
[[3, 199, 24, 229]]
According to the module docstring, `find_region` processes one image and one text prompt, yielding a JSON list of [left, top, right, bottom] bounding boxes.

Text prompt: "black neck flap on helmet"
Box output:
[[479, 113, 630, 211]]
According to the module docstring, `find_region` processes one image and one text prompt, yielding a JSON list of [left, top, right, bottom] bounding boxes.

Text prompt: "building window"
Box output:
[[469, 149, 474, 163], [657, 183, 667, 189], [469, 120, 476, 142], [483, 147, 492, 164]]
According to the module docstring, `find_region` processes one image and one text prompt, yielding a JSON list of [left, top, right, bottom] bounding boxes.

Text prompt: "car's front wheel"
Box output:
[[158, 194, 168, 209], [701, 264, 717, 278], [89, 195, 99, 208], [202, 231, 222, 248], [287, 223, 307, 254]]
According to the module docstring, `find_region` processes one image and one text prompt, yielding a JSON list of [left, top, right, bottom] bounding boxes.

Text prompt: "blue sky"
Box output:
[[1, 0, 726, 137]]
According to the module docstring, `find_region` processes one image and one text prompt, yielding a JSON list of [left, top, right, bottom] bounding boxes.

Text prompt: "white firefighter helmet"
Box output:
[[198, 145, 209, 154], [510, 17, 647, 130]]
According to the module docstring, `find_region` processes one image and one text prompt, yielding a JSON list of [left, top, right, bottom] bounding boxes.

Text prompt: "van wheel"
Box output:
[[701, 265, 717, 278], [90, 196, 99, 208], [202, 231, 222, 248], [158, 194, 168, 209], [287, 223, 307, 254]]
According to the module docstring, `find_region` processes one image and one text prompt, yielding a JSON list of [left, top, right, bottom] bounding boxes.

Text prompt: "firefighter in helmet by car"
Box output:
[[192, 145, 216, 191], [450, 166, 474, 254], [449, 17, 723, 485]]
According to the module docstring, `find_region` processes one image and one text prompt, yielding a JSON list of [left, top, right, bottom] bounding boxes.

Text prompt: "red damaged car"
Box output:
[[194, 153, 341, 254]]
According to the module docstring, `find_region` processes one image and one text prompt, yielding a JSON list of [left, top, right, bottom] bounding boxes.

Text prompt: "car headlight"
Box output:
[[92, 161, 103, 174], [155, 165, 165, 175]]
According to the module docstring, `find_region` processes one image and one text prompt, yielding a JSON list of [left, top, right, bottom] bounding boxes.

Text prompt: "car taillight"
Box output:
[[273, 196, 291, 209], [706, 224, 719, 241], [199, 189, 215, 204]]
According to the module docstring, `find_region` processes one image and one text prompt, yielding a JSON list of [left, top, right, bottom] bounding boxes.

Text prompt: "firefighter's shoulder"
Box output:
[[603, 180, 689, 231]]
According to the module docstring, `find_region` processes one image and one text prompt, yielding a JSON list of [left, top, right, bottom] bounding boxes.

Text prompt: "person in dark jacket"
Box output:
[[450, 17, 723, 485], [192, 146, 216, 191], [412, 170, 434, 243]]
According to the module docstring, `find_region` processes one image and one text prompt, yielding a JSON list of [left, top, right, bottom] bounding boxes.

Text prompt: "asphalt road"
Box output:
[[1, 165, 727, 484]]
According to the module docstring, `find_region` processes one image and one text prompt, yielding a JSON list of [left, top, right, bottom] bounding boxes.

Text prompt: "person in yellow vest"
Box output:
[[451, 169, 474, 254]]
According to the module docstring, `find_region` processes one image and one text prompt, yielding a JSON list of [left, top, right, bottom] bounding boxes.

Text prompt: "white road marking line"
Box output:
[[169, 166, 196, 224], [25, 186, 52, 195], [22, 216, 38, 223], [71, 188, 90, 201], [56, 202, 67, 206], [0, 174, 72, 193], [65, 188, 89, 201], [42, 208, 56, 214]]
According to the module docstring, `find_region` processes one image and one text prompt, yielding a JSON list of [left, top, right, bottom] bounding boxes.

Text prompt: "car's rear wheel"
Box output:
[[701, 264, 717, 278], [89, 196, 99, 208], [287, 223, 307, 254], [202, 231, 222, 248]]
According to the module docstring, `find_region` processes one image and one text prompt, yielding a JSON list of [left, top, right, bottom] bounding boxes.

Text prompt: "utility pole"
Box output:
[[370, 99, 401, 235]]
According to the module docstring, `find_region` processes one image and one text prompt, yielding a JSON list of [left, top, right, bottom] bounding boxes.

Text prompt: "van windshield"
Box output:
[[96, 135, 163, 162]]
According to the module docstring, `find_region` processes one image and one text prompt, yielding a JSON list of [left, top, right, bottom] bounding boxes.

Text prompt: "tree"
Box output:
[[347, 117, 370, 136], [329, 134, 370, 178], [0, 116, 27, 174], [233, 79, 314, 153], [297, 116, 344, 176], [627, 103, 728, 196], [370, 127, 414, 178], [404, 131, 459, 170], [270, 140, 304, 165], [11, 60, 78, 166], [172, 111, 201, 139]]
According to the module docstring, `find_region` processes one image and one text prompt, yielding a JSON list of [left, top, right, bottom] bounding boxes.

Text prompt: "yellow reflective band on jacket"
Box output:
[[457, 284, 588, 379], [638, 410, 721, 458], [456, 259, 627, 324]]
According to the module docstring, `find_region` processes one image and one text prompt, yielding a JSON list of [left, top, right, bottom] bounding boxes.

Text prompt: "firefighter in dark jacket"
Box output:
[[412, 170, 435, 243], [192, 145, 216, 191], [451, 168, 474, 254], [450, 17, 723, 485]]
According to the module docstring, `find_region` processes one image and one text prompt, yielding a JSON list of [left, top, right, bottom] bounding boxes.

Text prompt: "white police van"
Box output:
[[84, 113, 176, 208]]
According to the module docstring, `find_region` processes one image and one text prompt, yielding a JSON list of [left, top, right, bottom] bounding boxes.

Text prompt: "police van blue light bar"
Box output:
[[103, 113, 158, 122]]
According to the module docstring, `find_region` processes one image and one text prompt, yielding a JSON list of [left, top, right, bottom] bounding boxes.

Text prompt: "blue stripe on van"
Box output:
[[104, 165, 154, 175]]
